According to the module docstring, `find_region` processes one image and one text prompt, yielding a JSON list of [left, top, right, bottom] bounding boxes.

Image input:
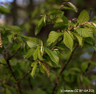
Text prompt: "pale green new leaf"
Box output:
[[76, 28, 93, 38], [45, 47, 59, 65], [31, 62, 37, 77], [33, 47, 43, 60], [67, 2, 78, 12], [77, 10, 89, 24], [33, 47, 39, 60], [47, 31, 62, 45], [24, 48, 35, 58], [26, 37, 42, 48], [61, 2, 77, 12], [63, 31, 73, 51], [74, 33, 83, 46]]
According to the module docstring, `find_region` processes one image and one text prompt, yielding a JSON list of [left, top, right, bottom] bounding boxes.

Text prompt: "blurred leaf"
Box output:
[[24, 48, 35, 58], [31, 62, 37, 77], [83, 76, 90, 86], [33, 46, 43, 60], [0, 6, 10, 14], [7, 25, 22, 33], [77, 10, 89, 24], [26, 37, 42, 48], [67, 2, 78, 12], [81, 62, 89, 72], [32, 89, 46, 94], [76, 28, 93, 38], [70, 67, 81, 72], [8, 34, 14, 43], [35, 16, 46, 35], [61, 2, 77, 12], [6, 88, 11, 94]]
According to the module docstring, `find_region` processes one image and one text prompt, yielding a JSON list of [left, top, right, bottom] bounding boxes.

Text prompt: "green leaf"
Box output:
[[83, 76, 90, 86], [74, 33, 83, 46], [33, 47, 38, 60], [8, 34, 14, 43], [45, 47, 59, 65], [0, 57, 6, 64], [67, 2, 78, 12], [77, 10, 89, 24], [76, 28, 93, 38], [0, 6, 10, 14], [24, 48, 35, 58], [7, 25, 22, 33], [70, 67, 81, 72], [61, 2, 77, 12], [54, 16, 68, 29], [31, 62, 37, 77], [35, 16, 46, 35], [33, 47, 43, 60], [6, 88, 11, 94], [47, 31, 62, 45], [26, 37, 42, 48], [81, 62, 89, 72], [63, 31, 73, 51]]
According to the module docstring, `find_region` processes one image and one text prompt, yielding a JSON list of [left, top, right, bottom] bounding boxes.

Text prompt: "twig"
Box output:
[[52, 44, 78, 94], [6, 59, 22, 94], [85, 51, 96, 73], [2, 47, 22, 94], [7, 47, 20, 61], [60, 44, 78, 75], [17, 67, 32, 83]]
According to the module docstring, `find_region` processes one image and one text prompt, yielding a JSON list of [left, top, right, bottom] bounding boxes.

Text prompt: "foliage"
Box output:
[[0, 1, 96, 94]]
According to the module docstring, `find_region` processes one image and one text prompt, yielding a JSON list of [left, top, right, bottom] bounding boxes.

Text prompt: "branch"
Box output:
[[52, 44, 78, 94], [17, 67, 32, 83], [60, 44, 78, 75], [85, 51, 96, 73], [2, 47, 22, 94], [6, 59, 22, 94]]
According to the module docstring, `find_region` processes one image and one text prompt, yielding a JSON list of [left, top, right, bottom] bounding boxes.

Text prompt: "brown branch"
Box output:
[[52, 44, 78, 94], [6, 59, 22, 94], [2, 47, 22, 94], [60, 44, 78, 75]]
